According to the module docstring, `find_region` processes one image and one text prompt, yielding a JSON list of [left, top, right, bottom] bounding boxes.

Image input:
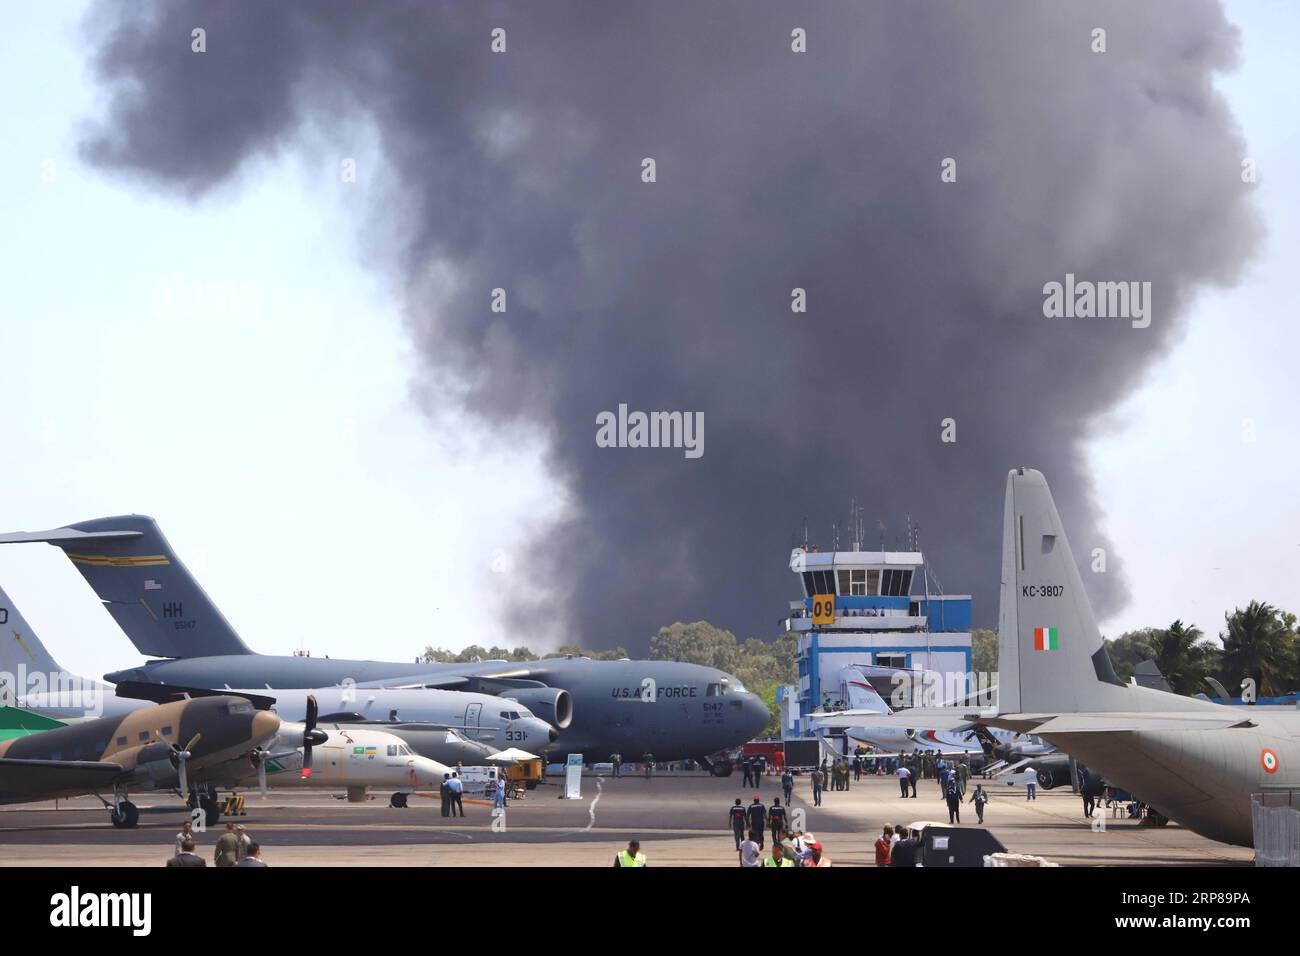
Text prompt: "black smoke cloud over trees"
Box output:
[[81, 1, 1260, 650]]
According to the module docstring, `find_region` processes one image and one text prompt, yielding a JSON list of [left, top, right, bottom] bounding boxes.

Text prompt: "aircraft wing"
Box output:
[[357, 675, 470, 690], [0, 757, 124, 798], [1027, 712, 1257, 734]]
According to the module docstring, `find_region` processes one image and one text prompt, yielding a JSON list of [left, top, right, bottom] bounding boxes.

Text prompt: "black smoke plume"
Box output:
[[81, 1, 1260, 649]]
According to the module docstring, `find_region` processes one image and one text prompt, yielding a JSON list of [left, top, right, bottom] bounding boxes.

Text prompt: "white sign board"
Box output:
[[563, 753, 584, 800]]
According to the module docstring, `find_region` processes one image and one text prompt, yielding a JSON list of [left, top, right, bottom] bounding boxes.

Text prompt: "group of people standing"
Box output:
[[168, 820, 266, 867]]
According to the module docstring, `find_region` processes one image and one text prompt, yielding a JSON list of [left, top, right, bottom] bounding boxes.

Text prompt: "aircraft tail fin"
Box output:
[[0, 517, 253, 659], [837, 667, 893, 715], [996, 468, 1131, 715], [0, 582, 74, 684]]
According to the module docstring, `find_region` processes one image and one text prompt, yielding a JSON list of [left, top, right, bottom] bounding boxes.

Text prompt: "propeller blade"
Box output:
[[301, 695, 319, 778], [258, 757, 268, 795], [177, 756, 189, 799]]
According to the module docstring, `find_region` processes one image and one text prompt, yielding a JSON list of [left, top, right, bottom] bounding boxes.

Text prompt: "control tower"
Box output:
[[782, 544, 972, 736]]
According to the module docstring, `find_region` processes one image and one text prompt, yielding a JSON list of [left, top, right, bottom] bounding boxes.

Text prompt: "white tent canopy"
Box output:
[[486, 748, 542, 763]]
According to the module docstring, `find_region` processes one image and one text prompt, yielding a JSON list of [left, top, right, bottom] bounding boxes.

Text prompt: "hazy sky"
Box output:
[[0, 1, 1295, 680]]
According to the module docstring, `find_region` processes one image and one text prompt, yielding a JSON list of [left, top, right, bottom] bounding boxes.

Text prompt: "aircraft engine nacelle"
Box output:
[[1036, 764, 1073, 790], [501, 688, 573, 730]]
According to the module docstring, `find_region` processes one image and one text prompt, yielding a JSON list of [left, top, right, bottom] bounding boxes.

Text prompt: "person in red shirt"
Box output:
[[874, 824, 893, 866]]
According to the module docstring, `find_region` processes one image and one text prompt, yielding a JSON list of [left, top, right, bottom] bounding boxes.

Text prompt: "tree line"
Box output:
[[971, 600, 1299, 697]]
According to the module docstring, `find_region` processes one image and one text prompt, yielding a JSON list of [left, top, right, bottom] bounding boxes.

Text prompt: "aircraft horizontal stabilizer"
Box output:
[[0, 528, 142, 545], [815, 708, 987, 731]]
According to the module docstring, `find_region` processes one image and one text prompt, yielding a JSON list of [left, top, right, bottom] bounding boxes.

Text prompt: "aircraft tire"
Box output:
[[708, 760, 734, 777], [200, 796, 222, 827], [390, 792, 408, 809], [110, 801, 139, 829]]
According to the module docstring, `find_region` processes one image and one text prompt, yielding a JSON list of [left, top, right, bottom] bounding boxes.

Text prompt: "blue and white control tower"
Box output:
[[783, 544, 972, 736]]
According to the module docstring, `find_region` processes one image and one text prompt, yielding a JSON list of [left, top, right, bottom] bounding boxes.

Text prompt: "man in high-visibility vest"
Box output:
[[614, 840, 647, 867], [762, 843, 794, 867]]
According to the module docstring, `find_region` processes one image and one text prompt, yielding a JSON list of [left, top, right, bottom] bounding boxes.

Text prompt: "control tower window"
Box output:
[[850, 569, 867, 595], [900, 570, 914, 594], [837, 570, 850, 595], [867, 569, 880, 596]]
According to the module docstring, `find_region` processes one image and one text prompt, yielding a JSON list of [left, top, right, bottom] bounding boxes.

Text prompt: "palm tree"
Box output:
[[1220, 602, 1295, 697], [1147, 620, 1219, 696]]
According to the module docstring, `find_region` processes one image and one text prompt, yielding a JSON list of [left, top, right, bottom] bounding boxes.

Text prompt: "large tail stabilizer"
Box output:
[[0, 583, 73, 680], [997, 468, 1129, 715], [0, 517, 252, 659]]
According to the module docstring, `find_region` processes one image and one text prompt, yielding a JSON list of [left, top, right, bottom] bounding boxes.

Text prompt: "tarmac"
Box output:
[[0, 771, 1255, 866]]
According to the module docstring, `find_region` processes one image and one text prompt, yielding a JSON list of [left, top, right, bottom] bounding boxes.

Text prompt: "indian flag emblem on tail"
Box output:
[[1033, 627, 1059, 651]]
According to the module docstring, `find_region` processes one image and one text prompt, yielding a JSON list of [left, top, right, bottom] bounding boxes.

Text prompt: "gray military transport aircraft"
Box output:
[[0, 517, 770, 769], [821, 467, 1295, 847]]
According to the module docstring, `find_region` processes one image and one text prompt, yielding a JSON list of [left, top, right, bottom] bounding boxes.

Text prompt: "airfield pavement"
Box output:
[[0, 771, 1255, 866]]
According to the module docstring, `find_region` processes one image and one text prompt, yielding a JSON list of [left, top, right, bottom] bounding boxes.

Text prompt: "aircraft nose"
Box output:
[[742, 694, 770, 737], [252, 710, 281, 742]]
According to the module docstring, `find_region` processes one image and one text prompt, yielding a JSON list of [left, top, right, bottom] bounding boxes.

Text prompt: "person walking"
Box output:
[[214, 822, 240, 868], [1026, 772, 1037, 801], [763, 842, 794, 867], [236, 825, 252, 861], [611, 753, 622, 777], [945, 775, 963, 824], [781, 768, 794, 804], [235, 840, 267, 867], [615, 840, 647, 866], [874, 825, 893, 866], [769, 797, 788, 844], [852, 755, 862, 783], [166, 836, 205, 867], [449, 771, 465, 816], [746, 796, 768, 849], [440, 773, 452, 817], [738, 830, 762, 867], [908, 762, 918, 798], [897, 763, 911, 798], [742, 758, 754, 788], [173, 821, 193, 857], [811, 766, 824, 807], [728, 798, 748, 850], [643, 753, 654, 779], [972, 784, 988, 824]]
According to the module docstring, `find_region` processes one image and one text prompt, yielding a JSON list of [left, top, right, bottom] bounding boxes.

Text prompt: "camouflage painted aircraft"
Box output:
[[0, 693, 279, 827]]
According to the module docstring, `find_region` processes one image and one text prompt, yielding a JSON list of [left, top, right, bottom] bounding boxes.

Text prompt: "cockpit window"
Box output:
[[399, 745, 411, 756], [706, 683, 720, 697]]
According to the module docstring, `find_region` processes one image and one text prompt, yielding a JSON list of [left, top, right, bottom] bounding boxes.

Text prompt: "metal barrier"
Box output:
[[1251, 792, 1300, 867]]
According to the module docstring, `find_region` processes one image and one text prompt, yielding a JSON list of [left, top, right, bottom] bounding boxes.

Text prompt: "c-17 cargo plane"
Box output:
[[819, 467, 1293, 847], [0, 517, 771, 768]]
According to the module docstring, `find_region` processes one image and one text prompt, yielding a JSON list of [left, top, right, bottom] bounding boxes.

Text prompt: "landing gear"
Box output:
[[109, 800, 139, 829], [187, 786, 222, 826], [699, 755, 734, 777], [390, 792, 408, 809]]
